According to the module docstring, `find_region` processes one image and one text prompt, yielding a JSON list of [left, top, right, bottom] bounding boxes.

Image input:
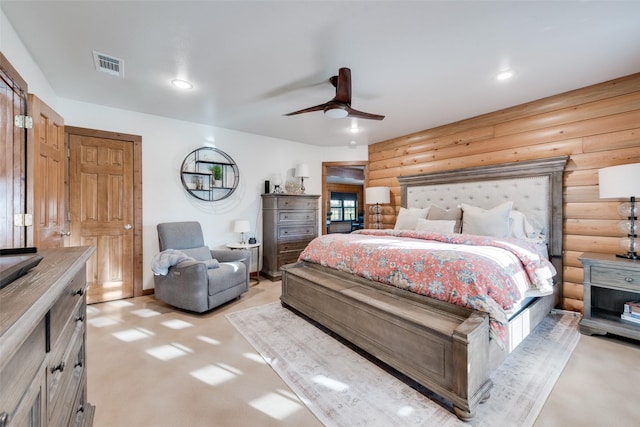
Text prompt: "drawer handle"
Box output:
[[0, 411, 9, 427], [625, 277, 634, 283], [73, 288, 84, 296], [51, 361, 65, 374], [76, 314, 85, 323], [284, 215, 288, 219], [77, 405, 84, 414], [75, 360, 84, 369]]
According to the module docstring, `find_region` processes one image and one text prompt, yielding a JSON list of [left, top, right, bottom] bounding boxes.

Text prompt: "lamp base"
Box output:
[[616, 252, 639, 260]]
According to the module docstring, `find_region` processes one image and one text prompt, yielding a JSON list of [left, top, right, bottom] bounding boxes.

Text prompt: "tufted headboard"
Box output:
[[397, 157, 568, 261]]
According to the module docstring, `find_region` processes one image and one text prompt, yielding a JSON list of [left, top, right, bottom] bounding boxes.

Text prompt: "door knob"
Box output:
[[124, 224, 132, 230], [60, 231, 71, 236]]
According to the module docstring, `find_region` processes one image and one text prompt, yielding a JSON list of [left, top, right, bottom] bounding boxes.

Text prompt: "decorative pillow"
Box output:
[[461, 201, 513, 237], [427, 205, 462, 233], [509, 210, 537, 239], [394, 207, 430, 230], [415, 218, 456, 234]]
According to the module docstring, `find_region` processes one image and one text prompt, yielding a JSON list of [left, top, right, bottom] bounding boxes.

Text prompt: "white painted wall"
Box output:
[[2, 9, 368, 290]]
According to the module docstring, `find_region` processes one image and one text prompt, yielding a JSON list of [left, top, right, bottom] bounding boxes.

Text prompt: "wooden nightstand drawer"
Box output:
[[591, 266, 640, 290]]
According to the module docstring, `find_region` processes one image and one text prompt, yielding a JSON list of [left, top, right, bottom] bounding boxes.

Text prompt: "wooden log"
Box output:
[[495, 91, 640, 137], [563, 297, 584, 313], [582, 127, 640, 153], [563, 280, 584, 301], [564, 219, 622, 237], [564, 266, 584, 286], [565, 202, 620, 220], [566, 146, 640, 170], [564, 250, 586, 268], [563, 235, 621, 253]]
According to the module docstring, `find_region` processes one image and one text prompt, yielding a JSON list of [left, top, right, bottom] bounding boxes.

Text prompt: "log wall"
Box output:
[[367, 73, 640, 312]]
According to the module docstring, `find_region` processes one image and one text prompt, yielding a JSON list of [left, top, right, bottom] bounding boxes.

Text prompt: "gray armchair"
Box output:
[[154, 221, 249, 313]]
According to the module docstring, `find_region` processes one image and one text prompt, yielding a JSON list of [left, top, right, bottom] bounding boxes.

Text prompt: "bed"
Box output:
[[280, 156, 568, 421]]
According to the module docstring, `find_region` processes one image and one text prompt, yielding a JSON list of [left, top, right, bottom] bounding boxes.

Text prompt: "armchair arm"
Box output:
[[153, 261, 210, 312], [211, 249, 249, 263], [211, 249, 250, 286]]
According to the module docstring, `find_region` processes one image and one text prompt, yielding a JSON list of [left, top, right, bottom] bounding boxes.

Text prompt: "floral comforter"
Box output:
[[298, 229, 556, 346]]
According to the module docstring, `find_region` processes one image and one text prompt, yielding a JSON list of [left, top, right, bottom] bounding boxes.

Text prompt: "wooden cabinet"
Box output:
[[579, 252, 640, 341], [0, 247, 95, 427], [261, 194, 320, 281]]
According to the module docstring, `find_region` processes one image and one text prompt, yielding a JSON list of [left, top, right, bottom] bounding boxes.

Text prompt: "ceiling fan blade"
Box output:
[[334, 67, 352, 104], [345, 106, 385, 121], [283, 103, 328, 116]]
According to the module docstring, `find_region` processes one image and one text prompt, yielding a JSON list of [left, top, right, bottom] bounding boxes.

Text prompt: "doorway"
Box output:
[[66, 126, 143, 303], [322, 161, 368, 235]]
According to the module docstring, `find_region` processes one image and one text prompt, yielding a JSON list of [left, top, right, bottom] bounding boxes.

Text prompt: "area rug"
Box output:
[[226, 303, 580, 427]]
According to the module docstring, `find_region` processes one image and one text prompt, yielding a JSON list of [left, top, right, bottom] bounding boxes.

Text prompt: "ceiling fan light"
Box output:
[[324, 107, 348, 119]]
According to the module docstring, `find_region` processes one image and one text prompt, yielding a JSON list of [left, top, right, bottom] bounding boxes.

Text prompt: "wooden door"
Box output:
[[0, 53, 28, 248], [69, 133, 134, 303], [27, 94, 66, 248]]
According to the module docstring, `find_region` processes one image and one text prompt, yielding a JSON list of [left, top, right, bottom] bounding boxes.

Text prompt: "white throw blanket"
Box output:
[[151, 249, 219, 276]]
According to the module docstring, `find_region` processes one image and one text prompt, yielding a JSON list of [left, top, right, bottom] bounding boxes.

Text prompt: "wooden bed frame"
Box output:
[[281, 156, 568, 421]]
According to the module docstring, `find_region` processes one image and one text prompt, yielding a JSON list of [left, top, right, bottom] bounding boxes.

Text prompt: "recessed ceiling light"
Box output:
[[349, 140, 357, 146], [171, 79, 193, 89], [496, 71, 514, 81]]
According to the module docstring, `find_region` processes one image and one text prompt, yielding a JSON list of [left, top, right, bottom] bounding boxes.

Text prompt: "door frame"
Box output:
[[1, 52, 28, 248], [322, 160, 369, 234], [65, 126, 146, 297]]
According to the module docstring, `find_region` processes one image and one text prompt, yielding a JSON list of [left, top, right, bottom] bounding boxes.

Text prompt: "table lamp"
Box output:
[[234, 220, 251, 245], [365, 186, 390, 229], [599, 163, 640, 260], [295, 163, 309, 194]]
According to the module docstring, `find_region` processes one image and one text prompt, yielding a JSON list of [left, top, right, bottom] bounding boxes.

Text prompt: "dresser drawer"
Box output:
[[278, 240, 311, 254], [278, 225, 317, 240], [278, 210, 316, 224], [49, 267, 86, 349], [277, 197, 317, 210], [279, 251, 304, 267], [0, 319, 46, 422], [591, 266, 640, 290], [47, 314, 85, 426]]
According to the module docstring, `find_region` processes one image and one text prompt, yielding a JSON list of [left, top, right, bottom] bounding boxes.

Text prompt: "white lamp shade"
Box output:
[[271, 174, 282, 185], [599, 163, 640, 198], [295, 163, 309, 178], [365, 186, 390, 204], [233, 220, 250, 233]]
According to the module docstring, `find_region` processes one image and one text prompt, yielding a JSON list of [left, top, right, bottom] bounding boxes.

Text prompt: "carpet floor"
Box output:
[[227, 303, 580, 427]]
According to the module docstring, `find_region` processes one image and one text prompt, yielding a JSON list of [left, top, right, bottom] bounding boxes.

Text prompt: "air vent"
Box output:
[[93, 51, 124, 77]]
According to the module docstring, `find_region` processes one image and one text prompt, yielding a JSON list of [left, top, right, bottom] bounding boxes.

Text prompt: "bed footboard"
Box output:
[[281, 261, 493, 421]]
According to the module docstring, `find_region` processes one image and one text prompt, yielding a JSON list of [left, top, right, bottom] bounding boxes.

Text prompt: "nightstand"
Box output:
[[579, 252, 640, 341]]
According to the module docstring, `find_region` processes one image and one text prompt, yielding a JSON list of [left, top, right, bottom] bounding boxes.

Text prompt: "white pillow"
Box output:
[[394, 207, 430, 230], [415, 218, 456, 234], [461, 201, 513, 237], [509, 210, 537, 239]]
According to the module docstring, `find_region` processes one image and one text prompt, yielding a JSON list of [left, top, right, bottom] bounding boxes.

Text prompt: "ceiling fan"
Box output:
[[284, 67, 385, 120]]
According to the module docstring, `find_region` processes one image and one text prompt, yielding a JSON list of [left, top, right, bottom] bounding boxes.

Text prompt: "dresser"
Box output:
[[262, 194, 320, 281], [0, 246, 95, 427], [579, 252, 640, 341]]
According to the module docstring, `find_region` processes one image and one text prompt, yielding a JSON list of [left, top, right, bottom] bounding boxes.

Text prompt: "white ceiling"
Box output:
[[3, 1, 640, 147]]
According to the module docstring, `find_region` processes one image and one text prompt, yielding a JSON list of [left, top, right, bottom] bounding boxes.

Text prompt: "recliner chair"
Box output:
[[154, 221, 249, 313]]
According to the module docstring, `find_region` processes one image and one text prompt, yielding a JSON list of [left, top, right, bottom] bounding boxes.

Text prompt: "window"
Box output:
[[330, 192, 357, 221]]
